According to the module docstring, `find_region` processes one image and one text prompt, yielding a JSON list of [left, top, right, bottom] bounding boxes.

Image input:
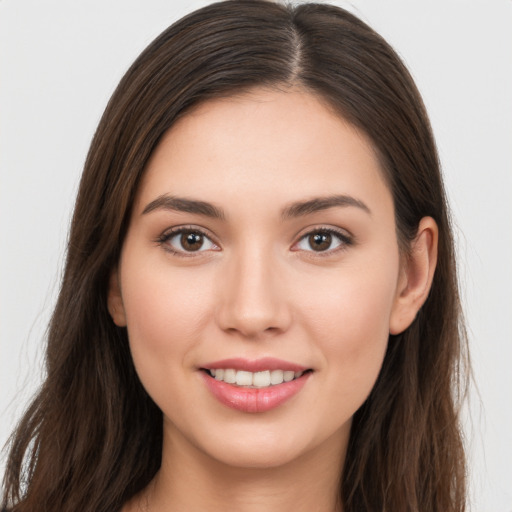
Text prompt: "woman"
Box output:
[[1, 1, 468, 511]]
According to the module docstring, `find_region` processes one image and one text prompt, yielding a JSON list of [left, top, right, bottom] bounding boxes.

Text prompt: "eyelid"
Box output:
[[291, 225, 354, 255], [155, 224, 354, 257], [156, 225, 221, 256]]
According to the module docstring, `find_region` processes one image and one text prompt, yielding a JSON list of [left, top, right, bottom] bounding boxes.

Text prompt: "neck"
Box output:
[[129, 421, 348, 512]]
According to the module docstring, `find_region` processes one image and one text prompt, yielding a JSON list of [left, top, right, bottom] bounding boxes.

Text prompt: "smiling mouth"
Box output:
[[200, 362, 313, 412], [202, 368, 312, 388]]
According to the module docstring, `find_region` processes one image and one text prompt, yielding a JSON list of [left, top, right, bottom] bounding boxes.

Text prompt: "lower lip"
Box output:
[[201, 371, 311, 413]]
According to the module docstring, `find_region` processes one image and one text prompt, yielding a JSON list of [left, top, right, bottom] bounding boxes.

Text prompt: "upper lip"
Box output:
[[201, 357, 309, 373]]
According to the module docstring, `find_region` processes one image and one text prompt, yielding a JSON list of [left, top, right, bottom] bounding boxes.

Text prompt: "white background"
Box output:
[[1, 1, 511, 510]]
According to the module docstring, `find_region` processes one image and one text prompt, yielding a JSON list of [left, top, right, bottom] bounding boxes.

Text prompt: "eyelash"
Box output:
[[156, 226, 354, 257], [292, 227, 354, 257], [156, 226, 219, 257]]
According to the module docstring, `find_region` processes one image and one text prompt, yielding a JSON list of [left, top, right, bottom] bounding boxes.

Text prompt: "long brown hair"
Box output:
[[2, 1, 468, 510]]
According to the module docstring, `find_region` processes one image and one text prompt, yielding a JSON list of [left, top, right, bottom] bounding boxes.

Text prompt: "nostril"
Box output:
[[214, 278, 292, 337]]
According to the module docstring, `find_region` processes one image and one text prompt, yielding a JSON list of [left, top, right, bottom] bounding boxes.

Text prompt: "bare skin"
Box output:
[[112, 88, 438, 512], [126, 424, 346, 512]]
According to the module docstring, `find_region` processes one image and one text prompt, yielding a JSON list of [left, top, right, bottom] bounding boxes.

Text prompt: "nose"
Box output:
[[215, 245, 292, 339]]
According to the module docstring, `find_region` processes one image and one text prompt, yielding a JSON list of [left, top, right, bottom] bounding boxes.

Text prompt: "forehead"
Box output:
[[135, 88, 392, 218]]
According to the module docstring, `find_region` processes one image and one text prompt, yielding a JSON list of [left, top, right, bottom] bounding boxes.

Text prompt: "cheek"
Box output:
[[299, 258, 399, 404], [302, 256, 397, 336], [119, 257, 215, 379]]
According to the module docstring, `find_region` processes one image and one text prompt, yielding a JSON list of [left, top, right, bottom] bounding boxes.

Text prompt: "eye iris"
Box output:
[[181, 232, 203, 251], [309, 232, 332, 251]]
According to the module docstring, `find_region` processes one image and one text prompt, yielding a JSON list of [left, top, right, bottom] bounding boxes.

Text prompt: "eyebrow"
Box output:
[[281, 194, 371, 219], [142, 193, 371, 220], [142, 195, 226, 220]]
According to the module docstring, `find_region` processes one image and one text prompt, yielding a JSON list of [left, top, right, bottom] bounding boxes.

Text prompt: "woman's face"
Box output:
[[110, 88, 406, 469]]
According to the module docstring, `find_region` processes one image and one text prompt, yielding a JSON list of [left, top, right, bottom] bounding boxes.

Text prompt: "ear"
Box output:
[[107, 268, 127, 327], [389, 216, 438, 335]]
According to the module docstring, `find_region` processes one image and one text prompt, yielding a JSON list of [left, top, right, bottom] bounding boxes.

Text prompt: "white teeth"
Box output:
[[207, 368, 307, 388], [223, 368, 236, 384], [235, 370, 253, 386], [283, 371, 295, 382], [253, 370, 271, 388], [270, 369, 284, 385]]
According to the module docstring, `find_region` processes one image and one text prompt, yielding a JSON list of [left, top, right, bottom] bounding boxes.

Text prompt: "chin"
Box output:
[[205, 444, 308, 471], [184, 418, 351, 472]]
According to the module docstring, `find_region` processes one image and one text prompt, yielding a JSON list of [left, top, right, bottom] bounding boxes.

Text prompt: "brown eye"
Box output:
[[161, 228, 218, 255], [181, 232, 204, 251], [294, 228, 351, 254], [308, 232, 332, 251]]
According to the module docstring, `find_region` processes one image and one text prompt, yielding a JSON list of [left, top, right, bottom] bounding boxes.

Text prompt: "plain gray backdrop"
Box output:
[[1, 1, 511, 510]]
